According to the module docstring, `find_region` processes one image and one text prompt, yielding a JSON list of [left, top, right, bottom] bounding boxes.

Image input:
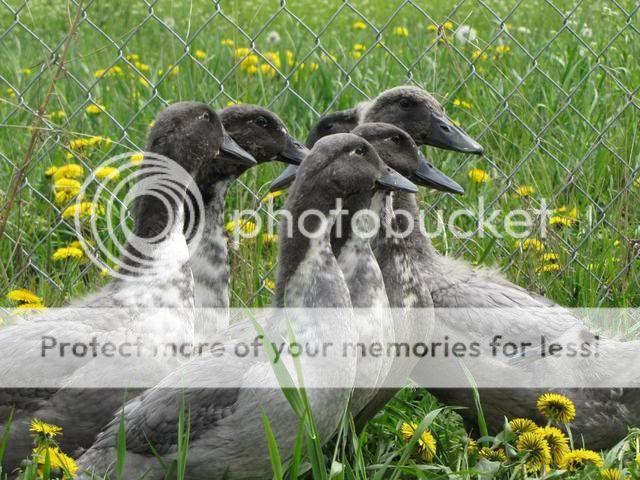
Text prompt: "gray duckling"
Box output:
[[189, 105, 308, 338], [0, 102, 256, 472], [76, 133, 415, 479]]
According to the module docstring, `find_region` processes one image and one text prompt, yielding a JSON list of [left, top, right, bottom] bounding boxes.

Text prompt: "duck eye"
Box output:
[[390, 135, 402, 144], [353, 146, 366, 156], [323, 123, 334, 132], [255, 116, 269, 128], [398, 98, 411, 109], [200, 111, 211, 121]]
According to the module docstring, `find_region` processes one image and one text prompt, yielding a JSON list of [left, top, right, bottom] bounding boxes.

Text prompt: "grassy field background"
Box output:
[[0, 0, 639, 477], [0, 0, 638, 312]]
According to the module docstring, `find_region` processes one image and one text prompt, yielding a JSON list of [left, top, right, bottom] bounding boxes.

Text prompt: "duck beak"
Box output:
[[426, 113, 484, 155], [269, 164, 298, 192], [279, 135, 309, 165], [412, 152, 464, 194], [219, 134, 257, 166], [377, 165, 418, 193]]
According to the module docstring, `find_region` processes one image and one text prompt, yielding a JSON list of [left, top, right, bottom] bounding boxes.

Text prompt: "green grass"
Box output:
[[0, 0, 639, 478]]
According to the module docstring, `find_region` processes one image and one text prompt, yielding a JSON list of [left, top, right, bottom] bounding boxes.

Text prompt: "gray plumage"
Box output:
[[77, 133, 395, 479], [190, 105, 308, 338], [309, 88, 640, 449], [0, 102, 248, 471]]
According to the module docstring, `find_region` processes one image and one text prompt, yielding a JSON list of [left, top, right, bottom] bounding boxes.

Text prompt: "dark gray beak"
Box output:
[[279, 135, 309, 165], [269, 164, 298, 192], [377, 165, 418, 193], [412, 152, 464, 195], [426, 113, 484, 155], [219, 134, 257, 166]]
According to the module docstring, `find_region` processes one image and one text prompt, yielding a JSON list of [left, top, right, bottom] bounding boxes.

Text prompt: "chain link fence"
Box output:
[[0, 0, 638, 312]]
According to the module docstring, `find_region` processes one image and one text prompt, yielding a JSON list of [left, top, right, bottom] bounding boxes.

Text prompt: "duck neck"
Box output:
[[276, 188, 352, 308], [119, 179, 190, 280]]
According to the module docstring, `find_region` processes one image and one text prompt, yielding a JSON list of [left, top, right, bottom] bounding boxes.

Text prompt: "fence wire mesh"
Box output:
[[0, 0, 638, 311]]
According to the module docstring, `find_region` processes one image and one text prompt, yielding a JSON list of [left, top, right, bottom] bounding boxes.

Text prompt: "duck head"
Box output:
[[305, 108, 360, 148], [359, 86, 484, 155], [352, 123, 464, 195], [219, 104, 309, 166], [275, 133, 417, 200]]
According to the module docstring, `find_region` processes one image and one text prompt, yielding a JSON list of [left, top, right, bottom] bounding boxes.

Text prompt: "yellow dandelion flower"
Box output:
[[131, 61, 149, 72], [20, 67, 33, 75], [234, 47, 250, 58], [541, 253, 559, 262], [309, 62, 319, 72], [601, 468, 623, 480], [635, 177, 640, 188], [221, 39, 234, 47], [94, 66, 123, 78], [52, 246, 84, 261], [262, 190, 283, 203], [245, 65, 258, 75], [261, 234, 279, 246], [471, 49, 489, 61], [509, 418, 539, 435], [30, 418, 62, 438], [537, 426, 569, 465], [518, 238, 545, 252], [427, 23, 438, 32], [537, 263, 560, 273], [495, 44, 511, 54], [550, 216, 575, 227], [465, 438, 478, 455], [443, 21, 454, 30], [352, 51, 362, 59], [53, 164, 84, 181], [55, 190, 79, 205], [264, 52, 282, 69], [126, 53, 140, 61], [286, 50, 295, 66], [62, 202, 104, 220], [260, 63, 276, 77], [516, 431, 551, 471], [353, 20, 367, 30], [48, 110, 67, 121], [13, 303, 46, 312], [138, 76, 150, 88], [166, 64, 179, 77], [353, 43, 366, 52], [537, 392, 576, 423], [479, 446, 506, 462], [6, 289, 42, 304], [240, 55, 259, 70], [264, 279, 276, 290], [131, 152, 144, 165], [468, 167, 490, 183], [225, 220, 257, 235], [399, 422, 436, 462], [54, 178, 81, 193], [45, 166, 59, 177], [393, 26, 409, 37], [95, 166, 121, 180], [560, 449, 603, 471], [33, 445, 78, 476], [516, 185, 535, 197], [194, 49, 207, 60], [6, 87, 16, 97], [85, 103, 105, 115], [453, 99, 473, 110]]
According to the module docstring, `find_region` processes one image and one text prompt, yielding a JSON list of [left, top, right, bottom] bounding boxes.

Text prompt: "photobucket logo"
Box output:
[[72, 152, 204, 280], [227, 196, 553, 242]]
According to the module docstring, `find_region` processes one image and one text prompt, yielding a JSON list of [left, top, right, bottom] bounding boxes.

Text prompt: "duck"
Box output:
[[0, 102, 257, 472], [307, 89, 640, 448], [189, 104, 308, 338], [76, 133, 417, 479]]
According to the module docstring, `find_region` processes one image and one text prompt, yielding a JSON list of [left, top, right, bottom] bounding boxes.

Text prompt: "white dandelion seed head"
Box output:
[[266, 31, 281, 44], [455, 25, 477, 44], [581, 25, 593, 39], [517, 26, 531, 34]]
